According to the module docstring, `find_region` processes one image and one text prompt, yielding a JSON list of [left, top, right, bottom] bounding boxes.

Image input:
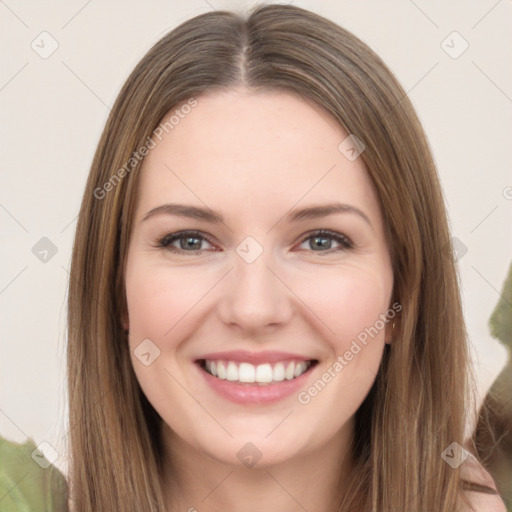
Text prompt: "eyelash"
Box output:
[[153, 229, 353, 255]]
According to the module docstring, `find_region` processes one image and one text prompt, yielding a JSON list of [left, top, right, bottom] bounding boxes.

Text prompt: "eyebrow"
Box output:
[[142, 202, 373, 228]]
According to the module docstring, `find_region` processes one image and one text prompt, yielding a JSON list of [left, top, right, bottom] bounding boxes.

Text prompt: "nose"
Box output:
[[217, 248, 294, 335]]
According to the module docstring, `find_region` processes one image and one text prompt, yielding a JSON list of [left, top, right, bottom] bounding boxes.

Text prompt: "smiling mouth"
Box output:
[[196, 359, 319, 386]]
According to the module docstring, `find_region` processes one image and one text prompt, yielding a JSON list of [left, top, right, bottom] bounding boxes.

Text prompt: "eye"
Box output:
[[155, 231, 216, 254], [296, 230, 353, 253], [154, 229, 353, 256]]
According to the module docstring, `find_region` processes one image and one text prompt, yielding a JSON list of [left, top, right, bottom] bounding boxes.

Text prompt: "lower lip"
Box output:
[[195, 362, 317, 405]]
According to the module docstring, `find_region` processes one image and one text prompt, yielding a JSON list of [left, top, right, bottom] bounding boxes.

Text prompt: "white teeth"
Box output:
[[294, 362, 307, 378], [285, 362, 295, 380], [204, 360, 313, 384], [216, 361, 226, 379], [255, 363, 273, 383], [239, 362, 256, 383], [226, 361, 238, 381], [272, 362, 285, 382], [204, 360, 218, 377]]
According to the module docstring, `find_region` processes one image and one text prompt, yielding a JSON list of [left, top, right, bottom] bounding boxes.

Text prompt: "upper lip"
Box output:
[[195, 350, 317, 365]]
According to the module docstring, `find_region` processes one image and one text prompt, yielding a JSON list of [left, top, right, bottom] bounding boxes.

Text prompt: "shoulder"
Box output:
[[0, 436, 68, 511], [458, 453, 506, 512]]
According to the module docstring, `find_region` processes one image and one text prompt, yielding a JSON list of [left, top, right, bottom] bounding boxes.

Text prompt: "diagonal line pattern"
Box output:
[[200, 470, 234, 502], [163, 268, 233, 337], [407, 0, 439, 28], [386, 61, 439, 117], [0, 204, 29, 233], [471, 266, 512, 307], [0, 471, 31, 503], [265, 265, 336, 335], [164, 163, 234, 233], [265, 410, 294, 438], [0, 62, 29, 92], [61, 0, 93, 29], [0, 407, 30, 439], [61, 60, 112, 111], [472, 0, 503, 30], [0, 0, 29, 28], [472, 61, 512, 105], [469, 205, 499, 233], [202, 0, 216, 11], [266, 164, 337, 234], [265, 470, 310, 511], [405, 61, 440, 97], [162, 367, 233, 438], [0, 265, 28, 295], [60, 214, 79, 233]]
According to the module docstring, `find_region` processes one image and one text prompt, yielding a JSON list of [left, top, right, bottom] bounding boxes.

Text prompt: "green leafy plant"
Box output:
[[476, 261, 512, 512]]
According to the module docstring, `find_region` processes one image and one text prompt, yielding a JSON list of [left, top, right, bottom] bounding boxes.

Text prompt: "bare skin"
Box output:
[[123, 87, 398, 511]]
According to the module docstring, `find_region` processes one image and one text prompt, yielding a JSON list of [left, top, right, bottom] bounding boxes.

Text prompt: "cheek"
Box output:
[[297, 265, 392, 346], [124, 263, 199, 400], [125, 263, 210, 341], [124, 262, 204, 414], [292, 266, 391, 419], [124, 261, 221, 401]]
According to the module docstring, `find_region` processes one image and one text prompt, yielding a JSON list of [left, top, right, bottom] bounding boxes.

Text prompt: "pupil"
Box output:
[[182, 237, 201, 250], [312, 236, 330, 250]]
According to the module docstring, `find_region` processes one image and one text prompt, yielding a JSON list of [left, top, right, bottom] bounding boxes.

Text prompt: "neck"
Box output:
[[160, 419, 355, 512]]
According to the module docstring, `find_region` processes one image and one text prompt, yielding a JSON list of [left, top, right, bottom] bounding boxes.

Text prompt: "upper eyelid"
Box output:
[[158, 230, 215, 246], [157, 231, 217, 251], [158, 229, 352, 250]]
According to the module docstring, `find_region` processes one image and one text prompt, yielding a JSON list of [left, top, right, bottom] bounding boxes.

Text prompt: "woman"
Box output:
[[66, 4, 505, 511]]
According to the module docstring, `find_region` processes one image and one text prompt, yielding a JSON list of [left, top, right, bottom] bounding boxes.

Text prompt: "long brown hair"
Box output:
[[67, 4, 488, 510]]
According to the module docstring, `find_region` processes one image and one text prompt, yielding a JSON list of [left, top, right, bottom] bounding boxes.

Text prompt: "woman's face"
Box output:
[[123, 88, 394, 469]]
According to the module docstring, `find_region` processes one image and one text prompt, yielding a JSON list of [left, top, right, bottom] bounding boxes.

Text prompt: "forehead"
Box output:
[[135, 88, 381, 226]]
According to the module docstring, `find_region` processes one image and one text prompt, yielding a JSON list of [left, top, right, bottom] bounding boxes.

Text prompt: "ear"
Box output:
[[384, 319, 395, 345], [119, 258, 129, 332], [120, 302, 129, 332]]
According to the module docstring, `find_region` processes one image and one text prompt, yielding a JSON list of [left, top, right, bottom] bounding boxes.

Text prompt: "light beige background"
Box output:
[[1, 0, 511, 474]]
